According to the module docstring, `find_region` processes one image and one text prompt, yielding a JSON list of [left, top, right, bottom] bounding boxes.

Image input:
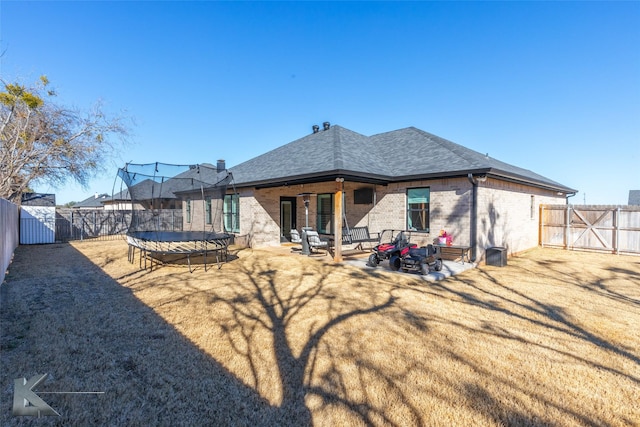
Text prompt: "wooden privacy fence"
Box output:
[[540, 205, 640, 255]]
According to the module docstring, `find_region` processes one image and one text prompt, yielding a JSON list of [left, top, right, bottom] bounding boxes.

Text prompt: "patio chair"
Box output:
[[290, 229, 302, 244], [306, 230, 328, 255]]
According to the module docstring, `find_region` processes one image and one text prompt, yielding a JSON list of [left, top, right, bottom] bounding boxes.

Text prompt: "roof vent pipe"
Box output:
[[217, 159, 226, 172], [312, 125, 320, 134], [323, 121, 330, 130]]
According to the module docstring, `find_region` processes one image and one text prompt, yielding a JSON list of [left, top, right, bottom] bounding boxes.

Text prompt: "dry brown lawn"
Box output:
[[1, 239, 639, 426]]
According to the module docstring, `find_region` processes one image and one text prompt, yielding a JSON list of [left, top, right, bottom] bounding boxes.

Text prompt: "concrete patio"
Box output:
[[280, 243, 477, 281], [343, 256, 477, 282]]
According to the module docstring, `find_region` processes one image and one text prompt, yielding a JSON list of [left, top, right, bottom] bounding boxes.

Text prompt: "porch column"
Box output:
[[334, 178, 344, 262]]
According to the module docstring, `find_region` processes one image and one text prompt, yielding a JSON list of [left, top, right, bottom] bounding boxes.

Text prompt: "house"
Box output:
[[629, 190, 640, 206], [104, 180, 182, 210], [72, 193, 111, 209], [220, 123, 576, 263], [104, 164, 211, 210], [110, 162, 233, 233]]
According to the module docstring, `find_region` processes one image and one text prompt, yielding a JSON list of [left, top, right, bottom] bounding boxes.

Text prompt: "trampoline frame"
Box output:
[[126, 231, 232, 273]]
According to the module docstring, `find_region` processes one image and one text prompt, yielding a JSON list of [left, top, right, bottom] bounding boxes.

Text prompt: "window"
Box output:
[[224, 194, 240, 233], [317, 193, 333, 234], [354, 187, 374, 205], [530, 195, 535, 220], [205, 198, 212, 224], [186, 198, 192, 223], [407, 188, 430, 232]]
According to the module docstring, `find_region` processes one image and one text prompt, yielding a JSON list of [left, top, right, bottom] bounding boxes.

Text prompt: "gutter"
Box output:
[[467, 173, 487, 262]]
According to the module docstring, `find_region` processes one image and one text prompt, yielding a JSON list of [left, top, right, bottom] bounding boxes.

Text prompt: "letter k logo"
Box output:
[[12, 374, 60, 417]]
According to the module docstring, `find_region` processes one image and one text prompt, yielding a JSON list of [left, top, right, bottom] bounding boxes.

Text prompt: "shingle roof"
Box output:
[[629, 190, 640, 206], [109, 163, 231, 201], [72, 193, 110, 208], [229, 125, 577, 193]]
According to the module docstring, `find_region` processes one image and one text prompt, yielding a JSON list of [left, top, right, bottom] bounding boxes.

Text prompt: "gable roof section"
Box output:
[[376, 127, 572, 190], [229, 126, 378, 185], [229, 125, 576, 193], [108, 163, 231, 201], [73, 193, 110, 208]]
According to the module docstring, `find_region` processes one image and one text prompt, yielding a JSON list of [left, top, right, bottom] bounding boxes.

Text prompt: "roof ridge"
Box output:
[[333, 126, 344, 170]]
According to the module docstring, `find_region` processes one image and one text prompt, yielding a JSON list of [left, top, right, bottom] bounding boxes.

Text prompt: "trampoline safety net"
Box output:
[[114, 162, 234, 271]]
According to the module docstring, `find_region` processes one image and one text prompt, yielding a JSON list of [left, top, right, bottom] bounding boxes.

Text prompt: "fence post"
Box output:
[[615, 207, 620, 255], [539, 205, 544, 247], [565, 204, 571, 249]]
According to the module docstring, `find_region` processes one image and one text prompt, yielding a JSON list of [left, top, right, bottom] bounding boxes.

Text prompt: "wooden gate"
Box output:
[[540, 205, 640, 255]]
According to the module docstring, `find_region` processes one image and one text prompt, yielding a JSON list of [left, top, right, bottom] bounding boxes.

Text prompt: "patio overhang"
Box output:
[[250, 170, 390, 189]]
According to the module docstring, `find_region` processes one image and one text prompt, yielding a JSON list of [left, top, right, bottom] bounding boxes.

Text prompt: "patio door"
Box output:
[[280, 197, 297, 242]]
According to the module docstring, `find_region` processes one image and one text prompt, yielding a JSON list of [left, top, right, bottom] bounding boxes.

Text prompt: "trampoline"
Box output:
[[115, 162, 235, 272]]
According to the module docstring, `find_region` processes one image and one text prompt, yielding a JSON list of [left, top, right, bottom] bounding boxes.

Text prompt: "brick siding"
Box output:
[[200, 177, 566, 261]]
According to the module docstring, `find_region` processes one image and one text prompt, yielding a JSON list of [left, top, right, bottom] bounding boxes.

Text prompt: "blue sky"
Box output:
[[1, 1, 639, 205]]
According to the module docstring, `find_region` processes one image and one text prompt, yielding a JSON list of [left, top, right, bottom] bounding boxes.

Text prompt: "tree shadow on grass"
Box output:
[[0, 244, 281, 426], [1, 243, 425, 426], [206, 257, 416, 425], [113, 245, 640, 425], [5, 242, 638, 426], [436, 269, 640, 378], [365, 250, 640, 426]]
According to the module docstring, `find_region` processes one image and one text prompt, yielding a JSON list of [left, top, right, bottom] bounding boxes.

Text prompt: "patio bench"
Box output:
[[342, 226, 380, 251]]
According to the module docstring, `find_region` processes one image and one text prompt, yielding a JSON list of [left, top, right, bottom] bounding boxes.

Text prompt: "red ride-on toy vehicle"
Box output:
[[367, 231, 416, 268], [390, 244, 443, 275]]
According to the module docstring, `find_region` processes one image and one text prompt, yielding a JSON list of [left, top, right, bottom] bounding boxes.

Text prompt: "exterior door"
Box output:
[[280, 197, 297, 241]]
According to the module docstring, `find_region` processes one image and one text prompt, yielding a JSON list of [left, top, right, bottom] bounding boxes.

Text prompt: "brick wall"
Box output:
[[216, 177, 566, 257], [181, 197, 224, 232], [476, 178, 563, 258]]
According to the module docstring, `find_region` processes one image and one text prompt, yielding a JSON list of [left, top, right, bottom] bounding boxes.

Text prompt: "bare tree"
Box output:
[[0, 76, 129, 203]]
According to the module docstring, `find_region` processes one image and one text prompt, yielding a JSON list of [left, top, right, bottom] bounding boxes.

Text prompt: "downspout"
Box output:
[[467, 173, 487, 262]]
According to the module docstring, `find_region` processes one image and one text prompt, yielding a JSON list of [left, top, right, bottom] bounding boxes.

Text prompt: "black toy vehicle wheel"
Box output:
[[389, 255, 401, 271], [434, 259, 443, 271], [420, 263, 430, 275], [367, 253, 379, 267]]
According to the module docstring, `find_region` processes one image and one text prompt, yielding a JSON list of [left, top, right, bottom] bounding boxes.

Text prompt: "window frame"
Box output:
[[406, 187, 430, 232], [205, 198, 212, 225], [316, 193, 334, 235], [224, 194, 240, 233]]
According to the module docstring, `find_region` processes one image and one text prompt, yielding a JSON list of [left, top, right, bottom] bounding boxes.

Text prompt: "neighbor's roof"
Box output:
[[21, 193, 56, 207], [229, 125, 577, 193], [109, 163, 231, 200], [73, 193, 110, 208], [629, 190, 640, 206]]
